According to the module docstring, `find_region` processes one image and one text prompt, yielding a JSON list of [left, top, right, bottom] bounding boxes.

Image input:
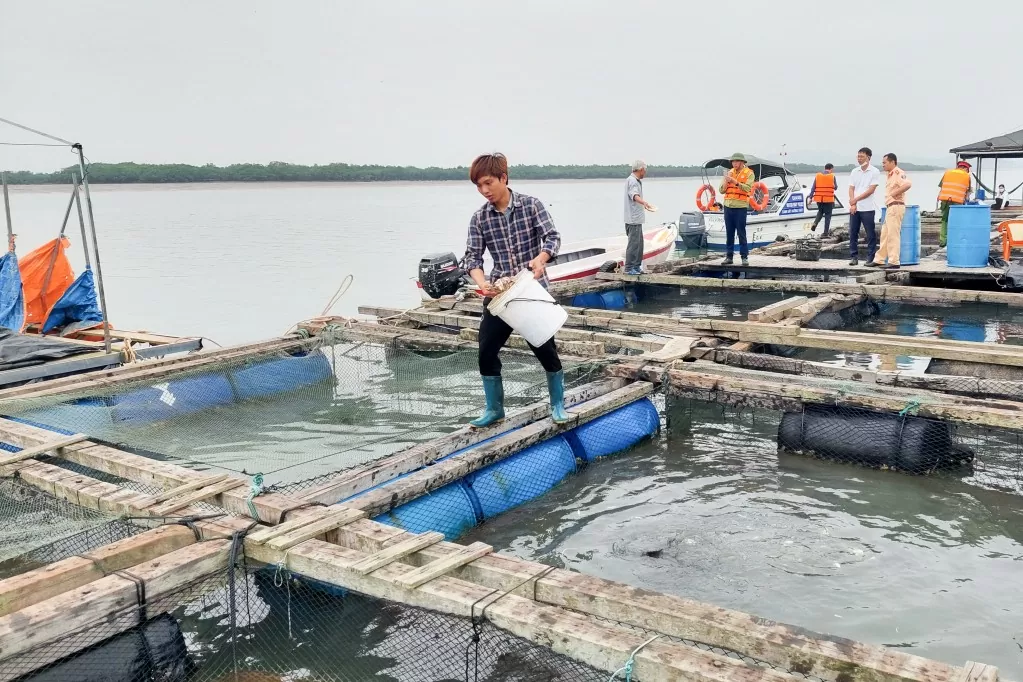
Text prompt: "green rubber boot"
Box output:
[[546, 370, 571, 424], [469, 375, 505, 429]]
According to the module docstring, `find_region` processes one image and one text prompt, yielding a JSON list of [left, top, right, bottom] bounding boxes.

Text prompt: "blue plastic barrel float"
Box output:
[[947, 204, 991, 268], [368, 398, 661, 540], [464, 435, 577, 520], [571, 289, 637, 310], [563, 398, 660, 462], [229, 351, 334, 401], [879, 204, 920, 265], [110, 373, 237, 425]]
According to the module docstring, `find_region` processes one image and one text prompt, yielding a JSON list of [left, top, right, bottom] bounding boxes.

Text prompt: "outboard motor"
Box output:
[[677, 211, 707, 250], [418, 252, 468, 299]]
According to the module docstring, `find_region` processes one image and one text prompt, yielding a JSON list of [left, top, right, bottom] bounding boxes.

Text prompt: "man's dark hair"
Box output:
[[884, 153, 898, 164], [824, 163, 834, 170], [470, 153, 509, 185], [858, 147, 872, 158]]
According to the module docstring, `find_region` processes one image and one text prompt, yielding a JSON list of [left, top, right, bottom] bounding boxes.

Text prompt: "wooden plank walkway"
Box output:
[[692, 254, 1003, 279], [596, 271, 1023, 306], [0, 416, 1003, 682]]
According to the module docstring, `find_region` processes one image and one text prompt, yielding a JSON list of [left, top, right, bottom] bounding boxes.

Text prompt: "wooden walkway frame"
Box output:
[[0, 436, 1002, 682], [594, 271, 1023, 307]]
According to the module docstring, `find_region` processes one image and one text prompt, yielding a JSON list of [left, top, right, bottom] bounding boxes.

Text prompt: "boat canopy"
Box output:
[[703, 155, 795, 181]]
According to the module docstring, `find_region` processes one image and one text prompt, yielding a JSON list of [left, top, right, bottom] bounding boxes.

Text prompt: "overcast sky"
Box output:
[[2, 0, 1021, 172]]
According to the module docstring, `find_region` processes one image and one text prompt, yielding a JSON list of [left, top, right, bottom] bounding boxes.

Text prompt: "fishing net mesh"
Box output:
[[0, 506, 832, 682], [0, 518, 606, 682], [668, 396, 1023, 495], [0, 327, 610, 490], [0, 475, 130, 564]]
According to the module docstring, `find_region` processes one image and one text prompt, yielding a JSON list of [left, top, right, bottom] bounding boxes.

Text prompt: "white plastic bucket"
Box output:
[[487, 270, 568, 347]]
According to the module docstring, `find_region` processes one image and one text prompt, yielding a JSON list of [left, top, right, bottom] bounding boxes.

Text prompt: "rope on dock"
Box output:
[[607, 633, 662, 682]]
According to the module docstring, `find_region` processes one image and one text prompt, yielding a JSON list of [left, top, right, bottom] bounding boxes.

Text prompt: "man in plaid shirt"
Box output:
[[463, 152, 570, 428]]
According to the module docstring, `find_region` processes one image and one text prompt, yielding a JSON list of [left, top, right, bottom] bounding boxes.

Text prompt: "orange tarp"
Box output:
[[18, 237, 74, 330]]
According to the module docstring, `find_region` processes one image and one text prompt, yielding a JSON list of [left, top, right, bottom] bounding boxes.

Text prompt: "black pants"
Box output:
[[994, 198, 1005, 210], [723, 206, 749, 258], [478, 298, 562, 376], [811, 202, 834, 233], [848, 210, 876, 261]]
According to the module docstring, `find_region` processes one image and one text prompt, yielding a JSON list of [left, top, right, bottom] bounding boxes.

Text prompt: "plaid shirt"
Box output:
[[463, 190, 561, 287]]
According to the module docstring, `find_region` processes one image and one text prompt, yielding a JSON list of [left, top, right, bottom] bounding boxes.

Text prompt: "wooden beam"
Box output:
[[0, 335, 314, 401], [0, 419, 308, 524], [609, 364, 1023, 430], [266, 507, 366, 551], [244, 538, 809, 682], [0, 434, 87, 466], [595, 272, 1023, 307], [0, 525, 195, 617], [0, 541, 230, 675], [138, 473, 231, 506], [954, 661, 999, 682], [148, 478, 248, 516], [393, 542, 492, 589], [348, 531, 444, 575], [457, 327, 607, 357], [361, 305, 667, 352], [327, 519, 972, 682], [747, 296, 809, 322], [349, 381, 655, 517], [297, 379, 625, 506]]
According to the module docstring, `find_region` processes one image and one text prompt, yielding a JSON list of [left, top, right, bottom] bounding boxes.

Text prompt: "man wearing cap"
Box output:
[[937, 160, 972, 247], [718, 152, 754, 265]]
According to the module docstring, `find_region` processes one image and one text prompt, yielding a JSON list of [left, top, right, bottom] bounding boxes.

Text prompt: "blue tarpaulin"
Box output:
[[42, 266, 103, 335], [0, 251, 24, 332]]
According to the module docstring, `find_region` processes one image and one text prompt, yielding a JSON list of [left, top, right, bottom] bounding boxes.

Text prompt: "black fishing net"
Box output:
[[0, 547, 606, 682], [669, 396, 1023, 494], [0, 475, 123, 563]]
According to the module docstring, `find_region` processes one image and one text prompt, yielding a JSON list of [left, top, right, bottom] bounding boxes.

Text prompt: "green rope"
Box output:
[[607, 634, 661, 681], [247, 473, 265, 520], [899, 398, 923, 416]]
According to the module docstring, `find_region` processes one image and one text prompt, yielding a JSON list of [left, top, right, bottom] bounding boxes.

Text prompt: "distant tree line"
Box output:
[[2, 160, 942, 185]]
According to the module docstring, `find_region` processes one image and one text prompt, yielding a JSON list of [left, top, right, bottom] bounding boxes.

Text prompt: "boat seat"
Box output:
[[997, 220, 1023, 260], [548, 247, 606, 266]]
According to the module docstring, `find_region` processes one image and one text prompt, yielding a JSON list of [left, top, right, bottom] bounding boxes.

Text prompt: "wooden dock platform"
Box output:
[[690, 253, 1004, 280], [0, 411, 1004, 682]]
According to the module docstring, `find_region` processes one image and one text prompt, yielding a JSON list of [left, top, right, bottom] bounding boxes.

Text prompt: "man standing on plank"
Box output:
[[624, 160, 655, 275], [718, 152, 754, 266], [867, 153, 912, 270], [848, 147, 881, 266], [936, 160, 971, 247], [463, 152, 570, 428], [809, 163, 838, 236]]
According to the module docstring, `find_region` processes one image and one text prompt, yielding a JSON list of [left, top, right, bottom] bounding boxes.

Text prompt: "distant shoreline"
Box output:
[[2, 160, 944, 185]]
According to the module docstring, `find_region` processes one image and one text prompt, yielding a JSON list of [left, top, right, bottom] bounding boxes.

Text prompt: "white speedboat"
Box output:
[[417, 223, 678, 299], [694, 156, 850, 251]]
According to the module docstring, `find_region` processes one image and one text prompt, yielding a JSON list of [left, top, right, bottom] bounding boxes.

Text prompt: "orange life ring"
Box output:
[[749, 181, 769, 211], [695, 184, 716, 211]]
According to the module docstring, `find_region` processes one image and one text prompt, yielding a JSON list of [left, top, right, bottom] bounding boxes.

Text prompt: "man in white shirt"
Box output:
[[847, 147, 882, 266]]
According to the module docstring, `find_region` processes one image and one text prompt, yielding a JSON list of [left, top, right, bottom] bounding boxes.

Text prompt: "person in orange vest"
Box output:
[[809, 163, 838, 236], [718, 152, 755, 265], [937, 160, 971, 247]]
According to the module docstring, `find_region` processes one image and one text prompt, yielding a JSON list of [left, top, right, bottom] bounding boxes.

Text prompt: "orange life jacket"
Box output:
[[724, 167, 755, 204], [812, 172, 835, 203], [937, 168, 970, 204]]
